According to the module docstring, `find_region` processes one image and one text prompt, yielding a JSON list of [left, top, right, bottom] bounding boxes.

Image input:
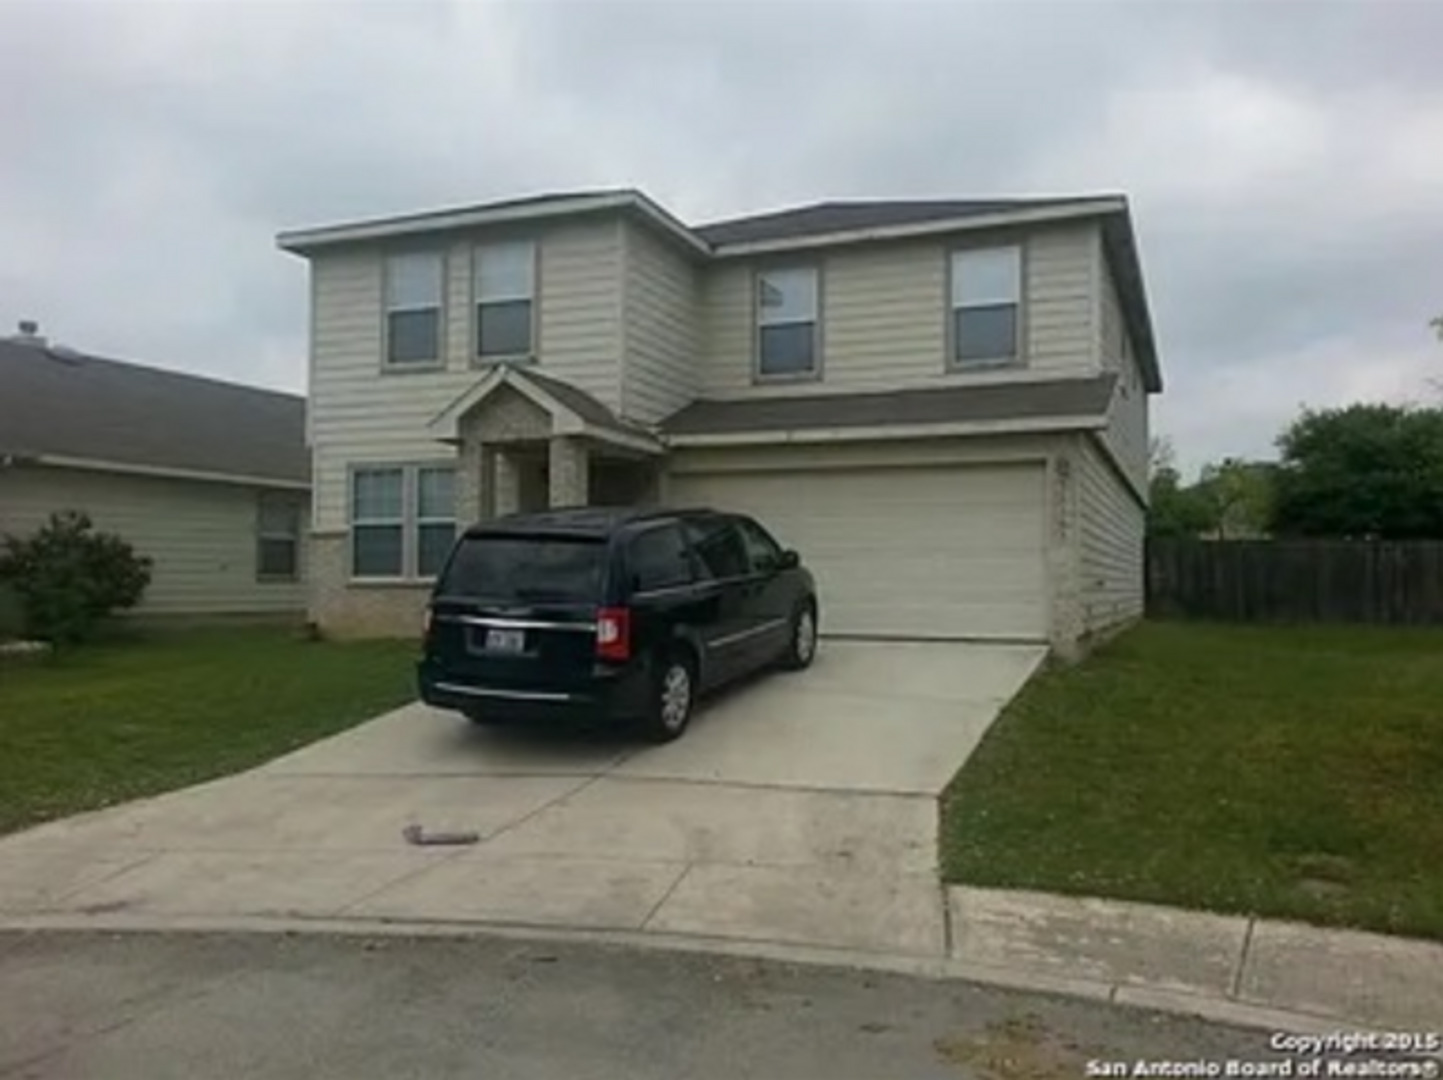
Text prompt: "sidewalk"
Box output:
[[944, 886, 1443, 1033], [4, 881, 1439, 1036]]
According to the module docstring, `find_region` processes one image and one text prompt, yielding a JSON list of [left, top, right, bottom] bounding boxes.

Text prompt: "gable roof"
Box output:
[[662, 374, 1117, 442], [0, 338, 308, 486], [427, 363, 662, 454]]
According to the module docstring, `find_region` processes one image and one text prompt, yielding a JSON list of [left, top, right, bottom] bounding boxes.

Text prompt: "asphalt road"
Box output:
[[0, 931, 1276, 1079]]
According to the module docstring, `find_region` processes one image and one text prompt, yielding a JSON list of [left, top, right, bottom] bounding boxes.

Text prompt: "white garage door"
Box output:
[[668, 463, 1048, 640]]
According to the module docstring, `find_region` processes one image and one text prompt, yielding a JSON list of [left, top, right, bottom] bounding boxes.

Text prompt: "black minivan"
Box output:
[[418, 507, 819, 741]]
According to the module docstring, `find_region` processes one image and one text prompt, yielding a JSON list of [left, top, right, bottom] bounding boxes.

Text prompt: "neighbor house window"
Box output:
[[416, 465, 457, 577], [351, 468, 406, 576], [475, 241, 536, 359], [256, 495, 301, 581], [756, 267, 819, 378], [349, 464, 456, 579], [385, 252, 444, 366], [950, 245, 1022, 365]]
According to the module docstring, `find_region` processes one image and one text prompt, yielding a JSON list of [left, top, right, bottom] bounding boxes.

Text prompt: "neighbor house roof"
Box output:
[[661, 374, 1117, 443], [0, 338, 308, 487]]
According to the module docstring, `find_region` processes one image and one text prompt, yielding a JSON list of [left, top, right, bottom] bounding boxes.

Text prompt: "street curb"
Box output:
[[0, 909, 1363, 1036]]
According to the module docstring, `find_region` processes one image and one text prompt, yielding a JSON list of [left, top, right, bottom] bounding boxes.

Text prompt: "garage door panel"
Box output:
[[668, 463, 1047, 640]]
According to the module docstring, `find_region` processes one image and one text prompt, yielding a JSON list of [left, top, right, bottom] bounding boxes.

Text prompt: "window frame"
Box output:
[[946, 242, 1026, 370], [382, 250, 446, 371], [255, 493, 302, 583], [473, 239, 538, 363], [347, 461, 457, 583], [753, 264, 822, 383]]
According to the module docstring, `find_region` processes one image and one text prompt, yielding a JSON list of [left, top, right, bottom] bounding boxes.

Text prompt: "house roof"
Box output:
[[661, 374, 1117, 440], [692, 198, 1102, 247], [0, 338, 308, 486]]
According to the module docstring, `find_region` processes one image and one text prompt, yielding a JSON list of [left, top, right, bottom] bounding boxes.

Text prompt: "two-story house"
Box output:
[[277, 189, 1159, 655]]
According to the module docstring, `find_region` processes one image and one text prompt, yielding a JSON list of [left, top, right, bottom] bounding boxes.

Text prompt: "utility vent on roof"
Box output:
[[10, 319, 46, 347]]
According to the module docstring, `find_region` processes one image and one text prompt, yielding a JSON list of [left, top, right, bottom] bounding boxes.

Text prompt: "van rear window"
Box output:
[[438, 535, 606, 603]]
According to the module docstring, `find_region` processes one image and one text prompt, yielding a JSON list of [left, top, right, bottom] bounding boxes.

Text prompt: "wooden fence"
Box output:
[[1145, 539, 1443, 624]]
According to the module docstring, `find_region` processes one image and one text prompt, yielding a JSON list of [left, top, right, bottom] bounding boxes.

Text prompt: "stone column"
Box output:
[[548, 436, 590, 508], [495, 449, 523, 517]]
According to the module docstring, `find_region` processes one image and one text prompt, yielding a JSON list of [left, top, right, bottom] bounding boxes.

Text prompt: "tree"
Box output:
[[0, 511, 152, 644], [1194, 458, 1276, 539], [1271, 404, 1443, 538]]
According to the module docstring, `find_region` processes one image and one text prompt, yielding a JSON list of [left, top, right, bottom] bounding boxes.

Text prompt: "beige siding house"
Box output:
[[279, 189, 1160, 655], [0, 332, 308, 620]]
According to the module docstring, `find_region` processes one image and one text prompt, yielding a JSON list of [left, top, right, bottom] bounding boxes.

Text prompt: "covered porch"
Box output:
[[429, 364, 666, 525]]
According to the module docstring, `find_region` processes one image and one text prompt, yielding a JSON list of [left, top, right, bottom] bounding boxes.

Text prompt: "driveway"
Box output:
[[0, 641, 1043, 959]]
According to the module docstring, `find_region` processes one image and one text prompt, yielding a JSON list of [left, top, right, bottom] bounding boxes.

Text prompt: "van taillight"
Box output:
[[596, 607, 631, 662]]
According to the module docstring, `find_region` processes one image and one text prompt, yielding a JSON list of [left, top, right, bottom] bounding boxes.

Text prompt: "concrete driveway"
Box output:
[[0, 641, 1043, 959]]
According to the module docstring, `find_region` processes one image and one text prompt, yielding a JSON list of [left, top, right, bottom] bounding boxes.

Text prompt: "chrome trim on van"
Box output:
[[434, 682, 576, 703], [436, 614, 597, 633], [708, 618, 788, 650]]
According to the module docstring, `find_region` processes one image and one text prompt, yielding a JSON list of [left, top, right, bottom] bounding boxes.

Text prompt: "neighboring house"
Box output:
[[277, 189, 1160, 654], [0, 326, 309, 619]]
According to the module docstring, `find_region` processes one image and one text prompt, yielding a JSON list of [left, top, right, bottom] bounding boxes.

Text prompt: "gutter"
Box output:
[[18, 453, 310, 492], [663, 413, 1108, 449]]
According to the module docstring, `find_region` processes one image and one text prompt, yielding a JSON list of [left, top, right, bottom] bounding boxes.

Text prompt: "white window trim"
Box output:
[[256, 494, 301, 582], [947, 243, 1025, 370], [754, 265, 822, 383], [348, 462, 457, 583], [473, 239, 538, 363], [383, 251, 445, 370]]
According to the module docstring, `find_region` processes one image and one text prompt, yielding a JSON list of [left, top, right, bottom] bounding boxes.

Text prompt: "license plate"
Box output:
[[484, 628, 527, 653]]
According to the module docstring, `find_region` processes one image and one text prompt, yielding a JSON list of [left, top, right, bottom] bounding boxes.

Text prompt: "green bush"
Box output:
[[0, 511, 152, 644]]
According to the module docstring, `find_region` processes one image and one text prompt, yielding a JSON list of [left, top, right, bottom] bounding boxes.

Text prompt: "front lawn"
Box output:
[[941, 621, 1443, 941], [0, 626, 418, 835]]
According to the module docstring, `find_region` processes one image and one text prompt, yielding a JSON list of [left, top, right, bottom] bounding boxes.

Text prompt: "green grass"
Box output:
[[940, 621, 1443, 941], [0, 626, 418, 835]]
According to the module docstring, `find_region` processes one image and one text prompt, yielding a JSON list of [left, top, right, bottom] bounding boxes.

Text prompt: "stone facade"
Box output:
[[308, 533, 428, 639], [548, 436, 590, 506]]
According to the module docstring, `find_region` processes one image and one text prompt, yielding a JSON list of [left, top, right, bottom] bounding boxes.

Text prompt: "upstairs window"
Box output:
[[385, 252, 444, 366], [475, 241, 536, 359], [756, 267, 819, 379], [950, 245, 1022, 366]]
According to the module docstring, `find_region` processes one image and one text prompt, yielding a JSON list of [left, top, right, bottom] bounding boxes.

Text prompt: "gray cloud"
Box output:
[[2, 0, 1439, 476]]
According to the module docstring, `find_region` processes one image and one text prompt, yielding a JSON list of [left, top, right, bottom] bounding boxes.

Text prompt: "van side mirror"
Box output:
[[778, 549, 800, 570]]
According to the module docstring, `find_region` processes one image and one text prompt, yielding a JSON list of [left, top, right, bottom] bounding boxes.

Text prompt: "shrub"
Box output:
[[0, 511, 153, 644]]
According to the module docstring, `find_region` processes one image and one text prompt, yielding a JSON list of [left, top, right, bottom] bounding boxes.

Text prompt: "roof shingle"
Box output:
[[0, 339, 307, 484], [661, 375, 1117, 437]]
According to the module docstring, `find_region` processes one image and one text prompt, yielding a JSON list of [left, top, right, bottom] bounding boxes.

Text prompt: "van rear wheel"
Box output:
[[639, 652, 694, 743]]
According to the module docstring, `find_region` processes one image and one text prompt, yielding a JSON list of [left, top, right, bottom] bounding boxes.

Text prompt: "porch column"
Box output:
[[495, 448, 523, 517], [456, 438, 495, 525], [548, 435, 590, 508]]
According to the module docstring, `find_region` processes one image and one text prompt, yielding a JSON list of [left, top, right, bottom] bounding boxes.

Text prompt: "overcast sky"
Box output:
[[2, 0, 1440, 477]]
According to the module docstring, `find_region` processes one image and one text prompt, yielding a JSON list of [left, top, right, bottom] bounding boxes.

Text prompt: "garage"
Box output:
[[667, 462, 1049, 640]]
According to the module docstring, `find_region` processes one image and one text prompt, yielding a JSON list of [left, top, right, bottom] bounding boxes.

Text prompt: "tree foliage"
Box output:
[[1271, 404, 1443, 539], [0, 511, 153, 644]]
